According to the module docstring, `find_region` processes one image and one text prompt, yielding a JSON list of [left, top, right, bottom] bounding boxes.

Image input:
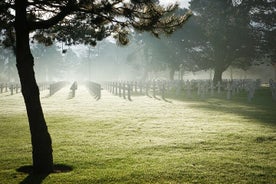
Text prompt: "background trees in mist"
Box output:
[[125, 0, 275, 82]]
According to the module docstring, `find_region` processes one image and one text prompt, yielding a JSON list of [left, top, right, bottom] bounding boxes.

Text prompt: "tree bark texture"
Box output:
[[15, 0, 53, 174], [213, 67, 224, 85]]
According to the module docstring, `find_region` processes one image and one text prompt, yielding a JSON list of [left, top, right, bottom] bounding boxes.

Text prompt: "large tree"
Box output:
[[186, 0, 257, 84], [177, 0, 275, 83], [0, 0, 191, 174]]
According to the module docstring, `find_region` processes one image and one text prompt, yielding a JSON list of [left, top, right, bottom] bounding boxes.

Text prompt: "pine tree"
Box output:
[[0, 0, 191, 174]]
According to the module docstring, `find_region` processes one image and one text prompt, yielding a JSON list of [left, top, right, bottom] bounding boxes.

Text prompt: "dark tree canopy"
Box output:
[[242, 0, 276, 64], [0, 0, 191, 48], [186, 0, 257, 83]]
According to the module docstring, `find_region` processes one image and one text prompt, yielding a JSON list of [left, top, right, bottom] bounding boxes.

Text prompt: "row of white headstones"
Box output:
[[172, 79, 276, 102]]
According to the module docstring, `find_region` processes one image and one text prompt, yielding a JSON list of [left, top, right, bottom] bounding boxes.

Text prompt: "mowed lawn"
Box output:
[[0, 85, 275, 184]]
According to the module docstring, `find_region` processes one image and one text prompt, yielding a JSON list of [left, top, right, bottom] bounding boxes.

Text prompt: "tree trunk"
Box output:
[[213, 67, 224, 85], [169, 69, 175, 81], [15, 0, 53, 174]]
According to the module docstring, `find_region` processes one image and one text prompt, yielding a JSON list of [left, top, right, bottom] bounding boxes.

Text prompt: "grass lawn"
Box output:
[[0, 85, 275, 184]]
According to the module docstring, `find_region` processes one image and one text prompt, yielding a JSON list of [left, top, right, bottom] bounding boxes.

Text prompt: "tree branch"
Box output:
[[27, 3, 76, 31]]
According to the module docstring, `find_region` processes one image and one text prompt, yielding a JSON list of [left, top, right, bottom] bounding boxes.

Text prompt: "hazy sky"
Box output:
[[159, 0, 191, 8]]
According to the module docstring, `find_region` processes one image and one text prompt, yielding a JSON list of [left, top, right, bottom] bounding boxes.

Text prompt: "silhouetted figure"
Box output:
[[70, 81, 78, 98]]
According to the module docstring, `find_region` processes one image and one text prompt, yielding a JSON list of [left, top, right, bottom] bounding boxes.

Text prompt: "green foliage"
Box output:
[[184, 0, 256, 72], [240, 0, 276, 64]]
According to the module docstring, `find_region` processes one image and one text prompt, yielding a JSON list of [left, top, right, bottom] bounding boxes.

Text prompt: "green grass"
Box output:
[[0, 86, 275, 183]]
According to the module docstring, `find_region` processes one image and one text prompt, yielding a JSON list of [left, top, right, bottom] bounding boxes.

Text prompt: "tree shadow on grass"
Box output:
[[189, 100, 276, 126], [17, 164, 73, 184], [167, 88, 276, 126]]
